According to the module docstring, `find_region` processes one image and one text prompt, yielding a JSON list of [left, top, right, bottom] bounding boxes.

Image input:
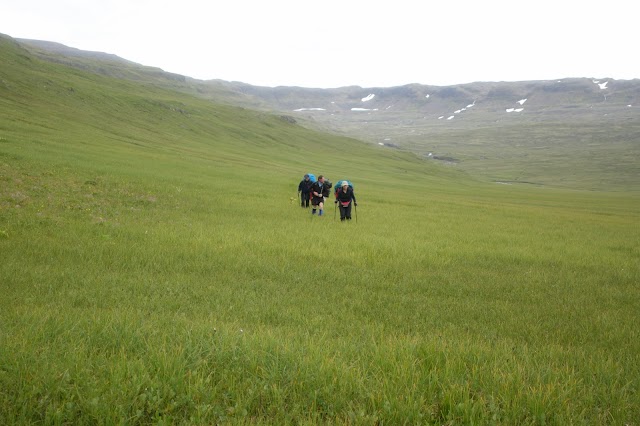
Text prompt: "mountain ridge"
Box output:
[[14, 36, 640, 115], [7, 35, 640, 191]]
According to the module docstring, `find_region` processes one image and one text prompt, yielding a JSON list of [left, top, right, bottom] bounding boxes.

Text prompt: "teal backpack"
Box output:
[[333, 180, 354, 194]]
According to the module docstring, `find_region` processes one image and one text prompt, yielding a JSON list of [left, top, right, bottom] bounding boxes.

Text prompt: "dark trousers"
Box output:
[[339, 203, 352, 220], [300, 192, 310, 207]]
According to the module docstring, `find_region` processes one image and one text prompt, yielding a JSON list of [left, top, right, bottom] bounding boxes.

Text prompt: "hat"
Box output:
[[304, 174, 309, 178], [341, 181, 349, 186]]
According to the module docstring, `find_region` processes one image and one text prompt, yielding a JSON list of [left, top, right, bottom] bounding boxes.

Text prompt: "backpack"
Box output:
[[321, 180, 332, 197], [306, 173, 316, 183], [333, 180, 354, 194]]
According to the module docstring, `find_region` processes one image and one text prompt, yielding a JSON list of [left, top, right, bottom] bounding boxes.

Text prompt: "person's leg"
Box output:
[[339, 204, 346, 221], [305, 195, 310, 207], [300, 192, 306, 207], [318, 201, 324, 216], [345, 203, 352, 220]]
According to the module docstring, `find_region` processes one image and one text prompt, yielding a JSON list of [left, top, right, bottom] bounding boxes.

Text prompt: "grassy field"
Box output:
[[1, 34, 639, 424]]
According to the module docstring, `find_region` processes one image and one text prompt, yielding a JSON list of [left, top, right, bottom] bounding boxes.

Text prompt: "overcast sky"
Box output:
[[2, 0, 638, 88]]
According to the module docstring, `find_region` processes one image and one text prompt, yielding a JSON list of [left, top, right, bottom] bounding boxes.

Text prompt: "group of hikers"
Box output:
[[297, 174, 357, 221]]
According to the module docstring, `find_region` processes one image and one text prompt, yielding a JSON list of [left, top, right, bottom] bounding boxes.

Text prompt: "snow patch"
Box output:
[[351, 108, 378, 111], [506, 98, 526, 113], [294, 108, 326, 111], [362, 94, 375, 102], [444, 101, 475, 120], [425, 94, 430, 98], [598, 81, 608, 90]]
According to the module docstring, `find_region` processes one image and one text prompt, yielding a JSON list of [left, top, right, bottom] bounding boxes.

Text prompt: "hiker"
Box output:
[[297, 174, 313, 208], [335, 181, 357, 221], [310, 175, 326, 216]]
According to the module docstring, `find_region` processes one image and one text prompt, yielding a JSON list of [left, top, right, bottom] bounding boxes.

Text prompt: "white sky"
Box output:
[[2, 0, 638, 88]]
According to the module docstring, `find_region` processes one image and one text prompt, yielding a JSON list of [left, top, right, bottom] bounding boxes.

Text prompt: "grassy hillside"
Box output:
[[16, 37, 640, 191], [244, 80, 640, 192], [1, 34, 639, 424], [199, 80, 640, 192]]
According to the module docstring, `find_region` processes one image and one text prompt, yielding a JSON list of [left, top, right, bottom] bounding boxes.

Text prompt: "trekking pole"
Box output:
[[334, 201, 337, 221], [355, 203, 358, 222]]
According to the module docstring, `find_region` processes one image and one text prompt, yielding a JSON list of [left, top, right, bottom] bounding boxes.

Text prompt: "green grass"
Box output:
[[1, 34, 639, 424]]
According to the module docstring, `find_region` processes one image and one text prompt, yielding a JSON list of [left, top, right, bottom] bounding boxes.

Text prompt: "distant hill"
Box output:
[[10, 35, 640, 191], [198, 80, 640, 192], [16, 38, 188, 83], [16, 39, 135, 63]]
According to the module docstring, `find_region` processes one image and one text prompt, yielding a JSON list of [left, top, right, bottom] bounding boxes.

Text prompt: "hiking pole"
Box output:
[[354, 203, 358, 222], [334, 201, 337, 221]]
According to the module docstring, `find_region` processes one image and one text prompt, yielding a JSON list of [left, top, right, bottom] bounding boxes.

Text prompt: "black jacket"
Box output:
[[335, 187, 356, 204], [310, 181, 326, 199], [298, 179, 312, 193]]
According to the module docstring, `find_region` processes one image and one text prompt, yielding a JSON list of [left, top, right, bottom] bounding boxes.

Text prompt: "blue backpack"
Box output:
[[333, 180, 354, 194]]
